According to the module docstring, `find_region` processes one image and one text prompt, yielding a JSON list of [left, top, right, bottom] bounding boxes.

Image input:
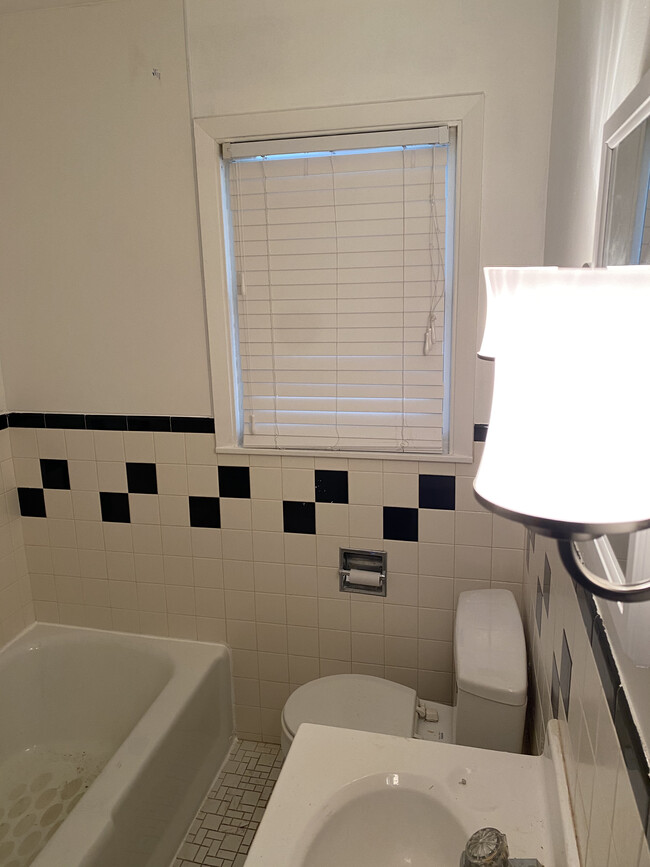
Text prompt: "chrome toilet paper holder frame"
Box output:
[[339, 548, 387, 597]]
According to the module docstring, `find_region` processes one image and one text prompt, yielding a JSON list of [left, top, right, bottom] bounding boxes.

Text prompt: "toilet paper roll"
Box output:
[[347, 568, 382, 587]]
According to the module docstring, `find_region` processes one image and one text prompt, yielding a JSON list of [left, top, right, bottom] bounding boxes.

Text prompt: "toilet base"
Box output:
[[414, 699, 455, 744]]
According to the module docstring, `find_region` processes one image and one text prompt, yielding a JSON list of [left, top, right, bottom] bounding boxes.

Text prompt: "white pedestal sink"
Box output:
[[246, 722, 579, 867]]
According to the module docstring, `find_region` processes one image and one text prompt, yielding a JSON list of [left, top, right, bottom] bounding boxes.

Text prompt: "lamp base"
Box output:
[[558, 538, 650, 603]]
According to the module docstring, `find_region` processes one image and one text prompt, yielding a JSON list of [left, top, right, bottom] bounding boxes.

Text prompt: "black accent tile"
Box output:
[[172, 417, 216, 434], [543, 554, 551, 614], [18, 487, 46, 518], [283, 501, 316, 534], [591, 616, 620, 718], [0, 414, 8, 431], [383, 506, 418, 542], [574, 581, 596, 642], [315, 469, 348, 504], [189, 496, 221, 529], [9, 412, 46, 428], [126, 462, 158, 495], [218, 466, 250, 498], [551, 653, 560, 719], [127, 416, 171, 432], [535, 578, 543, 636], [100, 492, 131, 523], [86, 415, 128, 431], [418, 475, 455, 510], [560, 630, 572, 717], [614, 689, 650, 839], [473, 423, 488, 442], [40, 459, 70, 490], [44, 413, 85, 429]]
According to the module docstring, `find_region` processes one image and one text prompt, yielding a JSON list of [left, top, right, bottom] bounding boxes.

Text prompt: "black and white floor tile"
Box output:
[[173, 740, 283, 867]]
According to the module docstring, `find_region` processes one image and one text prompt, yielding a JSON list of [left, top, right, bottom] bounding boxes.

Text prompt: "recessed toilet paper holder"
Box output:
[[339, 548, 387, 597]]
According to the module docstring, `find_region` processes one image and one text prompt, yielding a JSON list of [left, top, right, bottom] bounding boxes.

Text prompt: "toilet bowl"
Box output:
[[281, 588, 527, 756]]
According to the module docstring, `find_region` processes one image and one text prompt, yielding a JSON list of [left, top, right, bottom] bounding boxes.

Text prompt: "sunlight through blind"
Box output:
[[225, 126, 454, 452]]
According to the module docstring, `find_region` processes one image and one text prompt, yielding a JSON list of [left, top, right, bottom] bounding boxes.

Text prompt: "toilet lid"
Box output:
[[282, 674, 417, 738]]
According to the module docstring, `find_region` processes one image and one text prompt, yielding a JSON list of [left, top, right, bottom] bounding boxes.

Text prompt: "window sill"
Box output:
[[213, 445, 473, 463]]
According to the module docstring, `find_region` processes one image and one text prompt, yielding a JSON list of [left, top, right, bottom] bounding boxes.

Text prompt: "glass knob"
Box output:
[[462, 827, 509, 866]]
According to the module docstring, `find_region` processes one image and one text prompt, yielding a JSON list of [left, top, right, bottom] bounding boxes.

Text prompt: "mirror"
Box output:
[[593, 70, 650, 678], [602, 117, 650, 265]]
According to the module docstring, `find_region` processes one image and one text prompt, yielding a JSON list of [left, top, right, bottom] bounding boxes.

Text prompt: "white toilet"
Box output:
[[281, 589, 527, 756]]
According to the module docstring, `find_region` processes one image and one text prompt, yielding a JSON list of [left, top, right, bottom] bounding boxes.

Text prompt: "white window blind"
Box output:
[[225, 126, 454, 452]]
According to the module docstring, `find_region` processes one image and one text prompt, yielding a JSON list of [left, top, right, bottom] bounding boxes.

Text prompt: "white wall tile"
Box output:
[[282, 468, 314, 500], [319, 628, 351, 661], [131, 493, 162, 524], [348, 471, 382, 505], [454, 544, 492, 579], [455, 510, 492, 547], [220, 498, 252, 530], [193, 557, 224, 589], [64, 430, 96, 461], [132, 524, 163, 555], [154, 432, 186, 464], [36, 429, 67, 459], [419, 509, 454, 544], [258, 651, 289, 683], [383, 472, 418, 507], [255, 592, 286, 624], [187, 464, 219, 496], [384, 604, 418, 637], [123, 431, 155, 463], [350, 599, 383, 634], [93, 431, 125, 462], [250, 467, 282, 500], [252, 531, 285, 563], [349, 505, 382, 538], [284, 533, 316, 566], [251, 499, 283, 532]]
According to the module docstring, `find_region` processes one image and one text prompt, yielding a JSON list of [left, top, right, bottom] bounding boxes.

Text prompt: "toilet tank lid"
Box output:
[[455, 590, 527, 707]]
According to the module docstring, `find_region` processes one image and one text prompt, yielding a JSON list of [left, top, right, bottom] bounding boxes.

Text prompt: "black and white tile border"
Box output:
[[17, 458, 457, 541], [173, 739, 283, 867]]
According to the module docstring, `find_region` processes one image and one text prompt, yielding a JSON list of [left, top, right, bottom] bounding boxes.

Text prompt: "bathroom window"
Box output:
[[194, 95, 482, 458], [224, 128, 454, 453]]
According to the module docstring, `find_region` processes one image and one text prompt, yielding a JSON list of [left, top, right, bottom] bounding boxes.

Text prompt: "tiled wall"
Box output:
[[524, 532, 650, 867], [11, 417, 525, 742], [0, 424, 31, 646]]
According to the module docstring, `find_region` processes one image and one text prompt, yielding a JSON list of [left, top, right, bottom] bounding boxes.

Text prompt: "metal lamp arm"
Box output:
[[557, 538, 650, 602]]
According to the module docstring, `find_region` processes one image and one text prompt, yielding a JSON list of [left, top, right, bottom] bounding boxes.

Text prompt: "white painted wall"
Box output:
[[0, 0, 211, 415], [186, 0, 560, 424], [0, 0, 558, 423], [544, 0, 650, 265]]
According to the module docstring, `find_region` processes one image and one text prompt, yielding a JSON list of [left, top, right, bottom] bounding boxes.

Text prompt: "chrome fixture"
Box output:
[[460, 826, 544, 866]]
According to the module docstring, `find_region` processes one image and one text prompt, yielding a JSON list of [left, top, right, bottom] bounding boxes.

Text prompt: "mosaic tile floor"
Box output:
[[173, 740, 283, 867]]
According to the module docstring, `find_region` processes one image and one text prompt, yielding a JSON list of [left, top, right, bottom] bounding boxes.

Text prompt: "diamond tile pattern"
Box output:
[[174, 740, 283, 867]]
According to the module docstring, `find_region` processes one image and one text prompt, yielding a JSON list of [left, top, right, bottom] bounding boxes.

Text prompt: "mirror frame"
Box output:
[[594, 66, 650, 267]]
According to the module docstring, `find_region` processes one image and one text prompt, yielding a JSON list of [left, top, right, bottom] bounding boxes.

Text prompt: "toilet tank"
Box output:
[[453, 589, 527, 753]]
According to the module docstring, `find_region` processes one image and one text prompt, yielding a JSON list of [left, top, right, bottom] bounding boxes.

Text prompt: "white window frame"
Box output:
[[194, 94, 483, 462]]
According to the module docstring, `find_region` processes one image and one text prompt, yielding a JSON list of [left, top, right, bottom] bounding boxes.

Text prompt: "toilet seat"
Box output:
[[281, 674, 417, 748]]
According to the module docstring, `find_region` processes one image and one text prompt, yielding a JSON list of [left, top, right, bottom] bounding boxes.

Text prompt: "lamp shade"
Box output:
[[474, 266, 650, 537], [479, 267, 558, 359]]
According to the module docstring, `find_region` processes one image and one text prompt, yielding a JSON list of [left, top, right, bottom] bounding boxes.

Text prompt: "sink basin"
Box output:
[[297, 772, 467, 866], [246, 722, 579, 867]]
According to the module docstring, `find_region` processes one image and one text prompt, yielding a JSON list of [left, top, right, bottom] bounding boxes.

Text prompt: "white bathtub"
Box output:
[[0, 624, 233, 867]]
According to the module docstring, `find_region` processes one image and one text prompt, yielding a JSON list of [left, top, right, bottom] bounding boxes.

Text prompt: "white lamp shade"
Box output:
[[479, 267, 558, 359], [474, 266, 650, 536]]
